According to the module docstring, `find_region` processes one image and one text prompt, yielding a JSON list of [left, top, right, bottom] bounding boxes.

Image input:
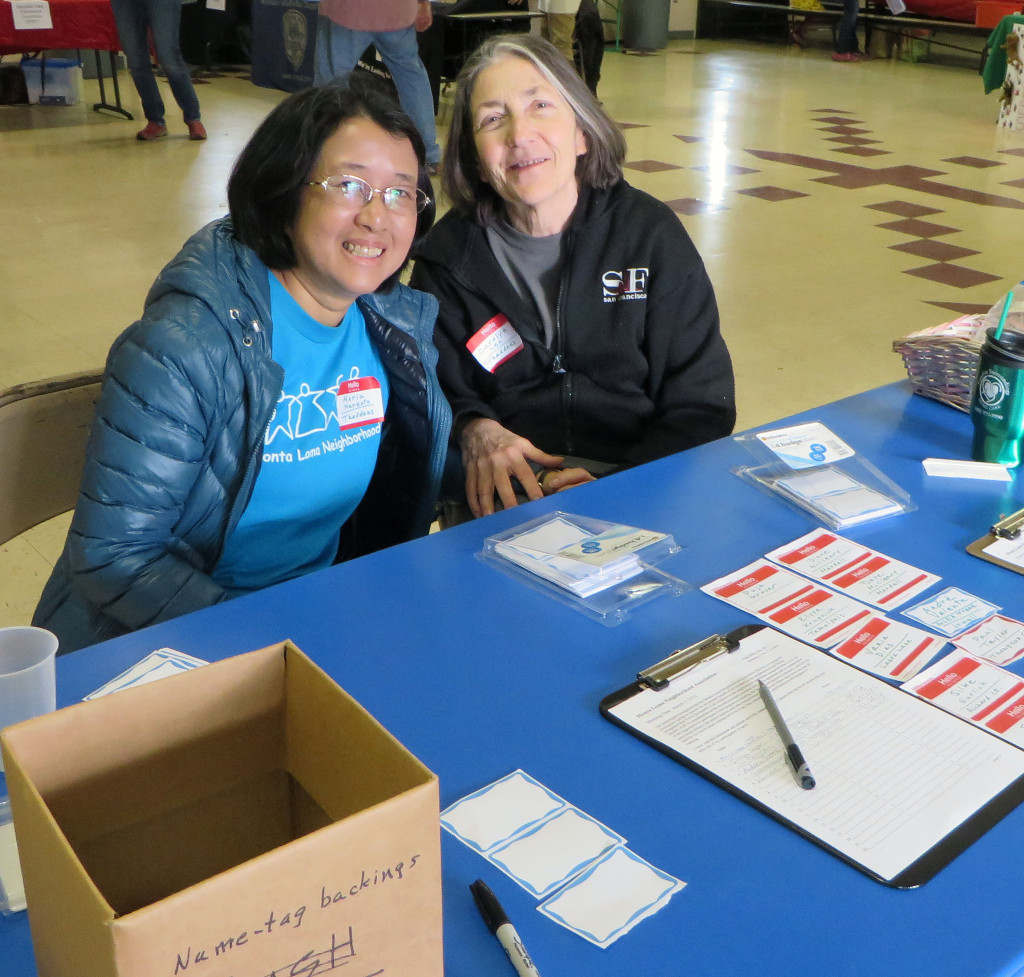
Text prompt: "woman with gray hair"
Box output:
[[411, 34, 735, 519]]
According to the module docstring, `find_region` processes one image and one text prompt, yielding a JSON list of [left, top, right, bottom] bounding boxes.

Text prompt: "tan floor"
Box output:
[[2, 36, 1022, 626]]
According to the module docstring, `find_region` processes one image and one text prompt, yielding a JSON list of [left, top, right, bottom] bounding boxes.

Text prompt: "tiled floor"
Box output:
[[2, 35, 1024, 626]]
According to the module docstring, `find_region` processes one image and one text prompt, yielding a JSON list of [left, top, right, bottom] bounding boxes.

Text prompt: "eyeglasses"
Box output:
[[307, 174, 430, 214]]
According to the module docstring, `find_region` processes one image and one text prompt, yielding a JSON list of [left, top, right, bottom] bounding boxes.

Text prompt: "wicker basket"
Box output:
[[892, 315, 986, 413]]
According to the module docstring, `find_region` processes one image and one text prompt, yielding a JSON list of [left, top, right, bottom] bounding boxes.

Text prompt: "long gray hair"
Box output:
[[441, 33, 626, 225]]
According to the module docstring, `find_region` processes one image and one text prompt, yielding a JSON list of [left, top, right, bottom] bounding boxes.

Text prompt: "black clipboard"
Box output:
[[599, 625, 1024, 888], [967, 505, 1024, 577]]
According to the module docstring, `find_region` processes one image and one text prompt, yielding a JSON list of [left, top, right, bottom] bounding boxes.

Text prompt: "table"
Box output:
[[4, 381, 1024, 977], [0, 0, 130, 116]]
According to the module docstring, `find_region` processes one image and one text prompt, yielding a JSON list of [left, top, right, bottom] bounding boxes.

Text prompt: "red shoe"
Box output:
[[187, 120, 207, 141], [831, 51, 859, 62], [136, 121, 168, 141]]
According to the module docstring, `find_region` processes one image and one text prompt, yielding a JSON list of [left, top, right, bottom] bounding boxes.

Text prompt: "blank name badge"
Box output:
[[336, 376, 385, 431], [467, 314, 524, 373]]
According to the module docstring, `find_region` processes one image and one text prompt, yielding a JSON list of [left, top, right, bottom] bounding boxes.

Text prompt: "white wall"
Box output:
[[669, 0, 699, 34]]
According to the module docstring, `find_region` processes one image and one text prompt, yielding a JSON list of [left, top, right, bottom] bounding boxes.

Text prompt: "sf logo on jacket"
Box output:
[[602, 267, 649, 302]]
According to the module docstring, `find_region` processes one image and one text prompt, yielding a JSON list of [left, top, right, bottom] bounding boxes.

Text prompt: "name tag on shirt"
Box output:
[[467, 314, 524, 373], [337, 376, 385, 430]]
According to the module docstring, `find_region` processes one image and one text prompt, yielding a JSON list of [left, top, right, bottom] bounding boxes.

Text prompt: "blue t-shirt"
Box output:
[[212, 273, 389, 594]]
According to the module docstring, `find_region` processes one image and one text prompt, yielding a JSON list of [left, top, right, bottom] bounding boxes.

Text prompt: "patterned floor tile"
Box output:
[[924, 301, 996, 314], [691, 164, 760, 175], [876, 218, 959, 237], [812, 116, 863, 124], [737, 186, 809, 201], [832, 146, 891, 157], [890, 239, 980, 261], [664, 198, 725, 215], [999, 148, 1024, 157], [866, 201, 943, 217], [903, 264, 1002, 288], [624, 160, 684, 172], [674, 135, 703, 143], [1001, 178, 1024, 188], [942, 156, 1004, 168], [826, 136, 883, 145], [819, 126, 872, 135]]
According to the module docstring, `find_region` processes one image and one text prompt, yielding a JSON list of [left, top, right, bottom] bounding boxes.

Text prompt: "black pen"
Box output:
[[757, 679, 816, 790], [470, 879, 542, 977]]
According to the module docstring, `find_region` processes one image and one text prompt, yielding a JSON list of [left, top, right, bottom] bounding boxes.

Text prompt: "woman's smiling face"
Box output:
[[283, 116, 420, 326], [470, 55, 587, 236]]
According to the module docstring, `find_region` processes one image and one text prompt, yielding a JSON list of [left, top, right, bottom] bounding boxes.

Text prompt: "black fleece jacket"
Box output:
[[410, 179, 736, 468]]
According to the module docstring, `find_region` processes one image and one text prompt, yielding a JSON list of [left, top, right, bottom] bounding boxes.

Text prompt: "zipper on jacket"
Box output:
[[555, 229, 573, 454]]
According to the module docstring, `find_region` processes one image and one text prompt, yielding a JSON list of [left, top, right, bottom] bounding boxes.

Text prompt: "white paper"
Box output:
[[538, 847, 684, 948], [607, 628, 1024, 882], [902, 587, 1000, 637], [756, 422, 856, 469], [703, 559, 873, 648], [903, 652, 1024, 748], [954, 614, 1024, 665], [440, 770, 565, 854], [830, 613, 946, 680], [493, 516, 647, 597], [983, 534, 1024, 571], [488, 807, 624, 898], [9, 0, 52, 30], [84, 648, 208, 700], [766, 529, 940, 609], [922, 458, 1012, 481]]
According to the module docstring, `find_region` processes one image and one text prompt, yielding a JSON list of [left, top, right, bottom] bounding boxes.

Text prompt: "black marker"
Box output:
[[470, 879, 542, 977], [758, 679, 816, 790]]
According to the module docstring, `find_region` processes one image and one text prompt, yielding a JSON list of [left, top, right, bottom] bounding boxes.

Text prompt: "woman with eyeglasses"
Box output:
[[34, 83, 453, 653], [410, 34, 735, 521]]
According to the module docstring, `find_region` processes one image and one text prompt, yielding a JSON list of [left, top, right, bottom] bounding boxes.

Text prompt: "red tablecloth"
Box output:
[[0, 0, 120, 54]]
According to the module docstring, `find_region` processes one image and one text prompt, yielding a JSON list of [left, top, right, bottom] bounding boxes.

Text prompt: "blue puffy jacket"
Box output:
[[34, 217, 453, 653]]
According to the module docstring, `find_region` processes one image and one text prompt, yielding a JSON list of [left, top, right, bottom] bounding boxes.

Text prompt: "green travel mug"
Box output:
[[970, 328, 1024, 467]]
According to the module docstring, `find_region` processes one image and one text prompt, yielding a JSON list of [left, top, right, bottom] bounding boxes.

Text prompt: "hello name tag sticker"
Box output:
[[467, 314, 524, 373], [336, 376, 384, 430]]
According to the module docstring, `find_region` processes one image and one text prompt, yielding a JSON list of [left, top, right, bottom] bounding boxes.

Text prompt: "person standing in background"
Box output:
[[510, 0, 581, 65], [537, 0, 582, 63], [109, 0, 206, 141], [314, 0, 442, 170]]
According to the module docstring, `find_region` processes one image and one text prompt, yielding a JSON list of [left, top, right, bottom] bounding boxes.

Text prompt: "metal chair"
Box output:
[[0, 370, 103, 547]]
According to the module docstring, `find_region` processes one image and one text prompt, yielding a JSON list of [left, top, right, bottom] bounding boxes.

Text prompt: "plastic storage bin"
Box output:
[[21, 57, 82, 105]]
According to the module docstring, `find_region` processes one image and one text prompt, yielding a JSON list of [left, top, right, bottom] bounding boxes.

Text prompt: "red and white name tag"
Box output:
[[336, 376, 384, 431], [466, 314, 523, 373]]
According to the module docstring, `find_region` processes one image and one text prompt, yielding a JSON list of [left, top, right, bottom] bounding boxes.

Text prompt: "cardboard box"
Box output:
[[21, 57, 82, 105], [0, 642, 443, 977], [976, 0, 1023, 28]]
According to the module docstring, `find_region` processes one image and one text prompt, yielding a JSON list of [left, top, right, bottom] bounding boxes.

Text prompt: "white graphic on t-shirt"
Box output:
[[264, 368, 383, 445], [265, 393, 299, 444], [293, 382, 332, 438]]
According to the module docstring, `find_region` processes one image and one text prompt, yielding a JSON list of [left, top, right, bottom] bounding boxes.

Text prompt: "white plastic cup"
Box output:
[[0, 627, 58, 774]]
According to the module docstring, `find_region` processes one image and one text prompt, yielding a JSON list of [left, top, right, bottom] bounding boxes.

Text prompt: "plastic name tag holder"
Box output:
[[732, 421, 915, 530], [479, 511, 690, 626]]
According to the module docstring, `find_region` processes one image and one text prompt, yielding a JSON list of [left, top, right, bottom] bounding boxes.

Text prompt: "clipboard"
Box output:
[[968, 506, 1024, 577], [599, 625, 1024, 888]]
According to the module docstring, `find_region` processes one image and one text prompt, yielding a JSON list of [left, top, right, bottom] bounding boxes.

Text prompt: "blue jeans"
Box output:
[[109, 0, 201, 125], [314, 18, 440, 165], [836, 0, 860, 53]]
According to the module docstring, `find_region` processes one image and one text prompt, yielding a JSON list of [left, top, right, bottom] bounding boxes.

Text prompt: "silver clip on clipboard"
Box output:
[[637, 625, 762, 690], [992, 506, 1024, 540]]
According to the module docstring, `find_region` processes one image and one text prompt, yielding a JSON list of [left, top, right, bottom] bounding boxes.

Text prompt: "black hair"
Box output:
[[228, 81, 434, 290]]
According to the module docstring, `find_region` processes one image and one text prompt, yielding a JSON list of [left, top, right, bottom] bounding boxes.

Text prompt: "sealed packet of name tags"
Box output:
[[732, 422, 915, 530], [480, 511, 690, 625]]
